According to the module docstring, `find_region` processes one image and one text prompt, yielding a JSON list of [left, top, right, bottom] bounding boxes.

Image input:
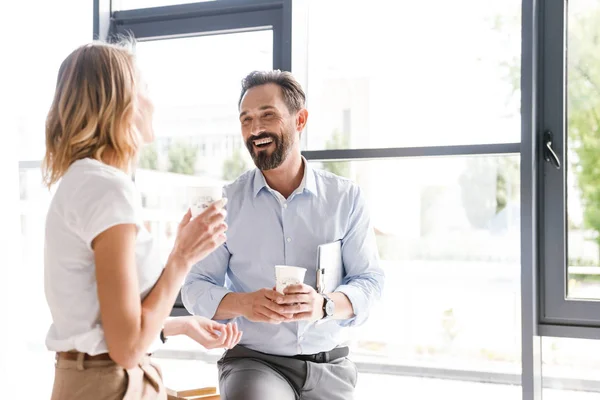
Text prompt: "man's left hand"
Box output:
[[273, 284, 324, 322]]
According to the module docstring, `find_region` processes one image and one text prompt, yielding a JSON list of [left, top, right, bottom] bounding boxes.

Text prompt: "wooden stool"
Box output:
[[166, 387, 220, 400]]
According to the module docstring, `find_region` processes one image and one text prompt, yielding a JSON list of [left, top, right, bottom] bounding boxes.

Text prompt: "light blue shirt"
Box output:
[[182, 160, 384, 356]]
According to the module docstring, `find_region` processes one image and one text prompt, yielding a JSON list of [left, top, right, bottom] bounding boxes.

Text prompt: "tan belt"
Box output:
[[56, 351, 113, 362]]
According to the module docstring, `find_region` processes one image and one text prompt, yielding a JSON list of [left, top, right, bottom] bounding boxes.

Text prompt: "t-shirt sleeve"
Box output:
[[75, 175, 140, 250]]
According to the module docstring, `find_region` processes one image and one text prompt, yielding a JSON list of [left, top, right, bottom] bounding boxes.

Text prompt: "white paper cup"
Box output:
[[187, 186, 223, 218], [275, 265, 307, 293]]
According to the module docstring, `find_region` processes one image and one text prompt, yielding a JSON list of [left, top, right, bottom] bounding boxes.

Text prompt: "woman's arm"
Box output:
[[95, 203, 227, 369], [94, 224, 186, 369]]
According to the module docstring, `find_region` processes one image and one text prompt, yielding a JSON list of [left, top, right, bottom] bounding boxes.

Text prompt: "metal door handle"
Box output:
[[544, 131, 561, 170]]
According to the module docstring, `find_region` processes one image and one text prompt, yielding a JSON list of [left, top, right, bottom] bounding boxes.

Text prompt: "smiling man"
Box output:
[[182, 70, 384, 400]]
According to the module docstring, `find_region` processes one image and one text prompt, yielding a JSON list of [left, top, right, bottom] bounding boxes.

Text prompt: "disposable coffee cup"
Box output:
[[187, 186, 223, 219], [275, 265, 307, 294]]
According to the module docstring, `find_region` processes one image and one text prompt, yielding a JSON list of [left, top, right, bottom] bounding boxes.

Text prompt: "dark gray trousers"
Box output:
[[217, 345, 358, 400]]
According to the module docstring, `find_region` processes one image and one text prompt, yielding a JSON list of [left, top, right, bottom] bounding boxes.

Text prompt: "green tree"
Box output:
[[488, 13, 521, 107], [222, 148, 249, 181], [138, 144, 158, 170], [495, 157, 520, 214], [321, 129, 350, 178], [168, 141, 197, 175]]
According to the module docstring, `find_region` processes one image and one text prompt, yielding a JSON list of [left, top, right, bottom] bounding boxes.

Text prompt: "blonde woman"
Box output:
[[43, 41, 241, 400]]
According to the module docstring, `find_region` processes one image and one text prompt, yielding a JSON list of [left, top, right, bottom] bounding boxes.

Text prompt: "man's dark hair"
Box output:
[[238, 70, 306, 113]]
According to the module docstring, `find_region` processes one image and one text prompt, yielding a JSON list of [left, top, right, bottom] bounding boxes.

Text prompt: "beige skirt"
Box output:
[[51, 353, 166, 400]]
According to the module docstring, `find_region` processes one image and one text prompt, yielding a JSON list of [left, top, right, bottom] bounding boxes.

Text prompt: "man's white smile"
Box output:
[[254, 138, 274, 148]]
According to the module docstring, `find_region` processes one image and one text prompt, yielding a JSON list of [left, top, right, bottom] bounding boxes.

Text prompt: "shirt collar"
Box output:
[[253, 156, 317, 198]]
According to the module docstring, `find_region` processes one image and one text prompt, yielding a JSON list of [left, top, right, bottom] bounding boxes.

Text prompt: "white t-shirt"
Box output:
[[44, 158, 164, 355]]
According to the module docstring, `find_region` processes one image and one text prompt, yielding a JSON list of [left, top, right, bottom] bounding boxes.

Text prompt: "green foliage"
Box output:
[[168, 141, 197, 175], [222, 148, 249, 181], [494, 6, 600, 253], [492, 6, 600, 256], [138, 144, 158, 170], [568, 7, 600, 250], [321, 129, 351, 178], [495, 158, 520, 214], [488, 13, 521, 104]]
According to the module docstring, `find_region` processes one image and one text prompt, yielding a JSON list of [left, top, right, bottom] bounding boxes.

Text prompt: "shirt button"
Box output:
[[283, 203, 288, 209], [286, 237, 292, 243]]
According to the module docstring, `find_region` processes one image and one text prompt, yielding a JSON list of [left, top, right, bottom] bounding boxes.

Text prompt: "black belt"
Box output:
[[289, 346, 349, 363]]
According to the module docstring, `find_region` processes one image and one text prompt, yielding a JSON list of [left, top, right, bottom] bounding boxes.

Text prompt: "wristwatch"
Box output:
[[322, 294, 335, 320]]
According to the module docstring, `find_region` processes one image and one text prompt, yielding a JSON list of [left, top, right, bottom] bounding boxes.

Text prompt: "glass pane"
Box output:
[[319, 157, 520, 391], [567, 0, 600, 300], [296, 0, 522, 149], [113, 0, 215, 11], [134, 31, 270, 262], [154, 155, 522, 398], [542, 337, 600, 398], [14, 1, 91, 161]]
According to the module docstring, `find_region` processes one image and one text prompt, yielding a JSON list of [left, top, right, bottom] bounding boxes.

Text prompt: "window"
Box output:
[[318, 157, 521, 382], [566, 0, 600, 301], [110, 0, 529, 398], [298, 1, 523, 395], [132, 30, 270, 266], [300, 0, 521, 150], [540, 0, 600, 328]]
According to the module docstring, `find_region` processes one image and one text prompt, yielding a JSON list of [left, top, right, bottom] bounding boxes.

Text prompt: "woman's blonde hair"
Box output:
[[43, 41, 141, 187]]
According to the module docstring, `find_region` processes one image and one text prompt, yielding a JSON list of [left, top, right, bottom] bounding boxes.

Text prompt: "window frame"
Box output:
[[108, 0, 291, 71], [536, 0, 600, 334]]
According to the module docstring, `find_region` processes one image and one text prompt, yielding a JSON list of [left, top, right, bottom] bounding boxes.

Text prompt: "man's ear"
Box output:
[[296, 108, 309, 133]]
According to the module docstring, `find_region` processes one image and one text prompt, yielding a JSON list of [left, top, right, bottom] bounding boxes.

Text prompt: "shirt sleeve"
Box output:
[[75, 175, 140, 250], [335, 185, 385, 327], [181, 185, 232, 321], [181, 243, 232, 322]]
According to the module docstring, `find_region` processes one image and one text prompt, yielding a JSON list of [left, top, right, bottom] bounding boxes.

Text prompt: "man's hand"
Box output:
[[273, 284, 324, 322], [240, 289, 295, 324]]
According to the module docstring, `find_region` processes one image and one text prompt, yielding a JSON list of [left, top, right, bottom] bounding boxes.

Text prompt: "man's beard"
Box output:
[[246, 131, 291, 171]]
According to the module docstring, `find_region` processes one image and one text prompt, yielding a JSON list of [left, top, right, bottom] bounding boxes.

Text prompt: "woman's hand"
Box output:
[[163, 316, 242, 350], [169, 199, 228, 272]]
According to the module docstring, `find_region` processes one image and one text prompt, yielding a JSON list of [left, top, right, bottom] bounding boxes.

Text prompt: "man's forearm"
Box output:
[[213, 292, 247, 320], [329, 292, 355, 320]]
